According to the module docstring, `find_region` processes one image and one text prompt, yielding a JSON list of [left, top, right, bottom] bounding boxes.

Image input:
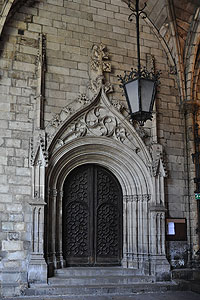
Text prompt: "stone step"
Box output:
[[54, 267, 143, 277], [5, 291, 200, 300], [25, 282, 179, 296], [48, 275, 154, 285], [172, 268, 200, 281], [190, 280, 200, 294]]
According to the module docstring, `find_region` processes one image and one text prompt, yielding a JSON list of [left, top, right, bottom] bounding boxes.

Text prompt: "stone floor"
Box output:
[[3, 291, 200, 300]]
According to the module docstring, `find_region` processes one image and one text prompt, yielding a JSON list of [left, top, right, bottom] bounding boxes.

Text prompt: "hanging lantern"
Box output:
[[118, 0, 160, 126]]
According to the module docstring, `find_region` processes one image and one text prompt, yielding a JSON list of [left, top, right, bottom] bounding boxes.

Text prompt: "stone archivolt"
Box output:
[[28, 43, 170, 283], [48, 91, 140, 155]]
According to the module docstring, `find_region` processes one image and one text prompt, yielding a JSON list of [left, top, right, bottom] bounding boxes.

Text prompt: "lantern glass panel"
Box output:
[[125, 79, 139, 114], [140, 78, 155, 112]]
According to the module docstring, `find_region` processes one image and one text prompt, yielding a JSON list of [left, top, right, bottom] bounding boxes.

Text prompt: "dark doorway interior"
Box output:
[[62, 164, 123, 266]]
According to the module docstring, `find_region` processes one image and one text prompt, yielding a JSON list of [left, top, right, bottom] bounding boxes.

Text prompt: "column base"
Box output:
[[150, 255, 171, 281], [28, 253, 47, 284], [56, 252, 65, 269]]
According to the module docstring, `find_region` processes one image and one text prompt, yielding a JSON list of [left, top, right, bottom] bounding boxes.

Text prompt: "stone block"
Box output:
[[9, 213, 24, 222], [13, 61, 35, 73], [6, 204, 23, 212], [19, 45, 38, 56], [48, 89, 66, 99], [0, 203, 5, 211], [0, 193, 12, 203], [10, 185, 31, 195], [16, 167, 31, 177], [106, 3, 119, 12], [98, 8, 114, 18], [0, 119, 8, 129], [47, 41, 60, 51], [48, 65, 69, 76], [70, 69, 88, 78], [14, 222, 25, 231], [5, 139, 21, 148], [62, 15, 79, 25], [0, 85, 9, 95], [8, 232, 20, 241], [7, 251, 26, 260], [8, 157, 24, 167], [0, 185, 9, 193], [33, 16, 52, 26], [28, 23, 41, 33], [42, 26, 58, 36], [0, 174, 7, 184], [93, 14, 107, 24], [2, 240, 23, 251], [8, 121, 32, 131], [48, 34, 66, 45], [91, 0, 105, 9], [68, 23, 85, 33], [2, 222, 14, 231], [39, 10, 61, 21]]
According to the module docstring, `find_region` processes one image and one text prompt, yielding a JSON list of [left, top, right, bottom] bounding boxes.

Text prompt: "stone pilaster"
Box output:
[[28, 200, 47, 284]]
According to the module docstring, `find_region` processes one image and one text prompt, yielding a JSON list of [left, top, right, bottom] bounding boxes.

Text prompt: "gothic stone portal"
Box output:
[[62, 164, 123, 266]]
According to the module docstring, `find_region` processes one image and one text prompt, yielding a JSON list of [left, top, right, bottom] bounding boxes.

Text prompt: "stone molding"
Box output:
[[28, 43, 169, 282]]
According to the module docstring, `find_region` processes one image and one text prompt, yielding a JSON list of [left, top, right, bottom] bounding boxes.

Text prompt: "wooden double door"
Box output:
[[62, 164, 123, 266]]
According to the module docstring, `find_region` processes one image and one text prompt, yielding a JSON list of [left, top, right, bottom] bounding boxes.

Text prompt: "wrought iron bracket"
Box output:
[[128, 0, 147, 22]]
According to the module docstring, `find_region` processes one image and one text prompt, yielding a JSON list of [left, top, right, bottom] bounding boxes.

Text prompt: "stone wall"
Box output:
[[0, 0, 198, 296]]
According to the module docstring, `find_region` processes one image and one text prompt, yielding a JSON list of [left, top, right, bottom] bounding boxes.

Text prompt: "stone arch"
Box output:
[[184, 12, 200, 101], [35, 87, 170, 280], [0, 0, 16, 37], [46, 135, 153, 274]]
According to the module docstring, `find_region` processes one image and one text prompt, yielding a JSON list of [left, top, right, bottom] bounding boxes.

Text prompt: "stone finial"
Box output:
[[90, 43, 111, 75], [89, 43, 112, 93], [35, 33, 47, 130]]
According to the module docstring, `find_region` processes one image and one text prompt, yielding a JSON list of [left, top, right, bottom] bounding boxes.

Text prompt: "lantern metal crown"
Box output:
[[118, 0, 160, 126]]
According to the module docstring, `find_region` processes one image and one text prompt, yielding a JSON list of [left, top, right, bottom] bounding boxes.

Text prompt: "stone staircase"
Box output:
[[23, 267, 180, 297], [172, 268, 200, 294]]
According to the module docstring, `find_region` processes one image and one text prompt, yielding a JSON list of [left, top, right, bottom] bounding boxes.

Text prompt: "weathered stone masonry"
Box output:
[[0, 0, 199, 297]]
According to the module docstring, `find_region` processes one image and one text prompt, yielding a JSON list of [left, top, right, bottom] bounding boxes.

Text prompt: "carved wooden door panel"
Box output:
[[63, 164, 122, 266]]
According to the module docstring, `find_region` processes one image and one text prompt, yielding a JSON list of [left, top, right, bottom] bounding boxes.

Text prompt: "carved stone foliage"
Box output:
[[45, 93, 94, 146], [45, 85, 146, 157], [90, 43, 111, 74], [89, 43, 112, 94], [54, 102, 139, 152], [124, 194, 151, 202]]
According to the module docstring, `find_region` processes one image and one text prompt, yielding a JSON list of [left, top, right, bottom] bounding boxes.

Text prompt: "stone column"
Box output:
[[149, 207, 170, 280], [28, 200, 47, 284], [122, 195, 150, 273], [46, 189, 57, 275], [29, 143, 48, 284], [55, 190, 64, 268]]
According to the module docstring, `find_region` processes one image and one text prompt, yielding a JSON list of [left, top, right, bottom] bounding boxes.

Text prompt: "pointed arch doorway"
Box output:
[[62, 164, 123, 266]]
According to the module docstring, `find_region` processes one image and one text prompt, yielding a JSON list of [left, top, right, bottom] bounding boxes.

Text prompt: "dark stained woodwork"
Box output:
[[63, 164, 123, 266]]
